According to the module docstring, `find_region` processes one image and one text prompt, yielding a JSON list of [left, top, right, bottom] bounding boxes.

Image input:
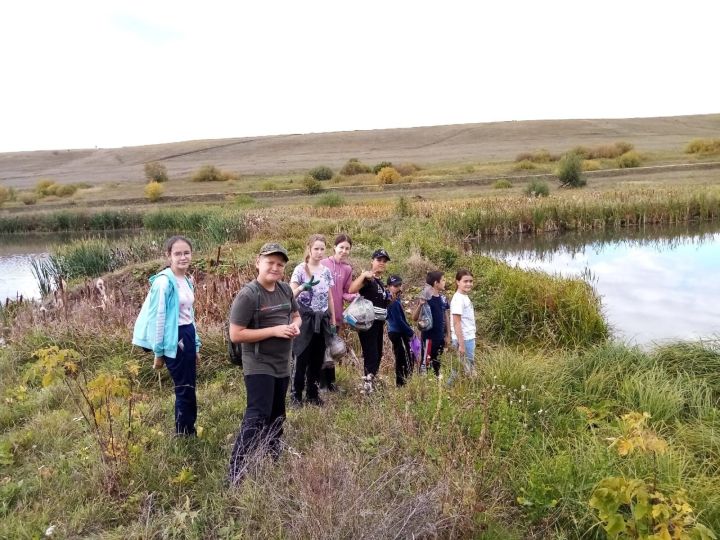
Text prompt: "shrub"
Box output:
[[19, 192, 38, 205], [615, 141, 634, 154], [144, 161, 168, 183], [557, 152, 586, 187], [35, 179, 56, 196], [340, 158, 371, 176], [582, 159, 601, 171], [372, 161, 393, 175], [395, 163, 420, 176], [192, 164, 226, 182], [396, 196, 413, 217], [515, 149, 559, 163], [144, 181, 164, 202], [308, 165, 334, 181], [377, 166, 400, 185], [303, 175, 323, 194], [514, 160, 537, 171], [616, 150, 642, 168], [235, 194, 255, 206], [261, 181, 278, 191], [314, 192, 344, 207], [685, 138, 720, 155], [0, 186, 10, 206], [524, 179, 550, 197], [55, 184, 78, 197], [493, 179, 512, 189]]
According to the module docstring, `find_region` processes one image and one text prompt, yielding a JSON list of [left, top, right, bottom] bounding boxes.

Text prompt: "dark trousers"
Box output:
[[229, 374, 290, 482], [388, 332, 412, 386], [359, 320, 385, 376], [421, 336, 445, 377], [293, 332, 325, 400], [164, 324, 197, 435], [319, 366, 336, 388]]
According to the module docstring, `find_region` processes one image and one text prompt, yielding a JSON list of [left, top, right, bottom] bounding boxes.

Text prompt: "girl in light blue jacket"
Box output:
[[133, 236, 201, 436]]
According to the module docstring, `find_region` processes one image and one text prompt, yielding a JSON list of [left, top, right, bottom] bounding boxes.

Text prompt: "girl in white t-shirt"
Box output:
[[450, 269, 476, 373]]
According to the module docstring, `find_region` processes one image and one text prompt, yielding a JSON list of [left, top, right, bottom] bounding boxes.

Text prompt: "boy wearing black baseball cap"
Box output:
[[386, 275, 415, 386]]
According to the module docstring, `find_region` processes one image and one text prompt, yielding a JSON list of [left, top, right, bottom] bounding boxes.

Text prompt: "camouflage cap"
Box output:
[[258, 242, 289, 261]]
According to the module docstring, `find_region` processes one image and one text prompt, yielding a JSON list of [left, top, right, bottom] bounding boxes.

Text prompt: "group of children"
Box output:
[[131, 234, 476, 485]]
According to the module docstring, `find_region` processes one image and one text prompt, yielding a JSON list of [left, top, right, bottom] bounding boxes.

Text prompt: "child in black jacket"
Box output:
[[386, 275, 415, 386]]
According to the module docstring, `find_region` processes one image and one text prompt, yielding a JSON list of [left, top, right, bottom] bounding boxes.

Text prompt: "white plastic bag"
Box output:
[[328, 335, 346, 358], [343, 296, 375, 331]]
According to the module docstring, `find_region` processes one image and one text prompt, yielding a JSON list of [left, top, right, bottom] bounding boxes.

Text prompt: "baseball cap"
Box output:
[[258, 242, 289, 261], [372, 248, 391, 261], [387, 275, 403, 286]]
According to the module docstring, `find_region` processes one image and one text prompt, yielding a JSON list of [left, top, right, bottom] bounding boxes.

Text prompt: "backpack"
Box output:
[[226, 280, 293, 367]]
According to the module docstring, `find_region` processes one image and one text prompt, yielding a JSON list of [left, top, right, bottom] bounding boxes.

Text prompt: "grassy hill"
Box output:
[[1, 114, 719, 189]]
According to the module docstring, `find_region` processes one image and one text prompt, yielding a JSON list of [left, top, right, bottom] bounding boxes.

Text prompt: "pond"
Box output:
[[476, 221, 720, 346], [0, 231, 140, 304]]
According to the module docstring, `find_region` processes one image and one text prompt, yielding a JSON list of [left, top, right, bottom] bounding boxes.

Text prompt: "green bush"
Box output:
[[303, 175, 323, 194], [557, 152, 586, 188], [261, 181, 278, 191], [493, 179, 512, 189], [144, 161, 169, 183], [524, 179, 550, 197], [582, 159, 601, 171], [372, 161, 393, 175], [340, 158, 372, 176], [377, 166, 400, 185], [314, 192, 344, 207], [192, 165, 227, 182], [616, 150, 642, 168], [144, 181, 164, 202], [0, 186, 10, 206], [308, 165, 334, 181]]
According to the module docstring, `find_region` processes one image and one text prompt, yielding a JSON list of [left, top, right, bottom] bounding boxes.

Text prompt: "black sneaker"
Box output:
[[306, 396, 324, 407], [327, 383, 338, 393], [289, 396, 303, 409]]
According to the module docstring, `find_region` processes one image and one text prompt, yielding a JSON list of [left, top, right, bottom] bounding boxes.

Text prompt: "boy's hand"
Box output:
[[153, 356, 164, 370], [274, 324, 300, 339]]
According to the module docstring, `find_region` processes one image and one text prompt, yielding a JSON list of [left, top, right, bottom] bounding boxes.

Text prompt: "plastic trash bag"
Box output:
[[328, 334, 346, 358], [343, 296, 375, 331], [417, 302, 433, 331], [322, 348, 336, 369]]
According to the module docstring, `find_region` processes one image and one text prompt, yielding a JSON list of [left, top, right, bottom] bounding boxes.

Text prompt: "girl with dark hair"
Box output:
[[133, 236, 201, 435], [320, 233, 357, 390], [349, 248, 391, 384], [412, 271, 450, 377], [451, 269, 476, 374]]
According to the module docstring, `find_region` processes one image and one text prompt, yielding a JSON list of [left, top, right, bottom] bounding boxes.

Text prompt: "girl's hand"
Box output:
[[153, 356, 165, 370], [362, 270, 374, 280], [196, 352, 201, 363]]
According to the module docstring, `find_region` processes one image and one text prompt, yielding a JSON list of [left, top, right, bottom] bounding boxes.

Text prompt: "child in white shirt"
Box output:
[[450, 269, 476, 374]]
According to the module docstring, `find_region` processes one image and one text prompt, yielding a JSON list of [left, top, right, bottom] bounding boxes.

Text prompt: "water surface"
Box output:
[[477, 222, 720, 346]]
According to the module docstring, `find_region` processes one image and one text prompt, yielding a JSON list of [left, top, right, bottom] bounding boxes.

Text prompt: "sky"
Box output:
[[0, 0, 718, 153]]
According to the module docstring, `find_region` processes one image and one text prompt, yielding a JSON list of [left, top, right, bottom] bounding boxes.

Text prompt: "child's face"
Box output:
[[256, 254, 287, 282], [457, 275, 473, 293], [389, 284, 402, 297], [309, 241, 326, 262], [334, 241, 351, 260], [434, 276, 446, 291], [168, 240, 192, 273], [371, 257, 388, 274]]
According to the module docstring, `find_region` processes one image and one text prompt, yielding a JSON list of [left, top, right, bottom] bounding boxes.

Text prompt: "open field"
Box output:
[[1, 114, 718, 193]]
